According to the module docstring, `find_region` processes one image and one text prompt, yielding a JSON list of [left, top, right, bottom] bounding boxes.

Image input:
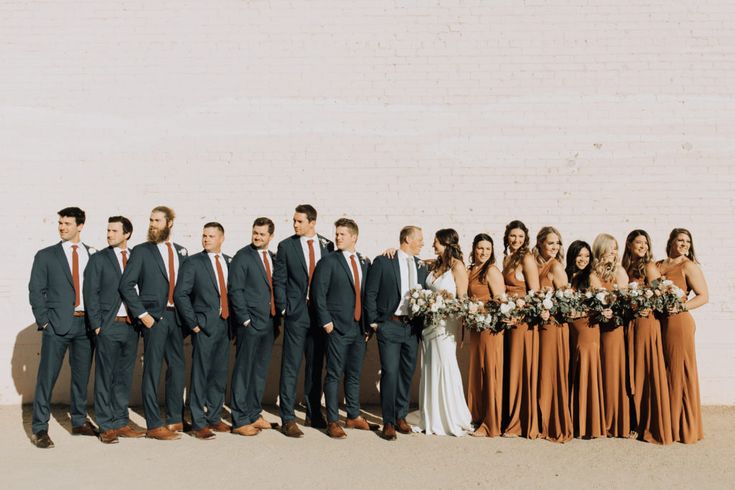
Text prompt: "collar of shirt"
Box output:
[[62, 240, 84, 252], [300, 234, 318, 245], [396, 249, 413, 261]]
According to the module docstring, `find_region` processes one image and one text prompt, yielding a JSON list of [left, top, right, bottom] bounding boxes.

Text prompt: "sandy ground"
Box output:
[[0, 405, 733, 489]]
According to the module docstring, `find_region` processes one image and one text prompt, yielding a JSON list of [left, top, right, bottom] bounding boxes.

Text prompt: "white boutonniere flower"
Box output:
[[88, 247, 97, 255], [226, 256, 232, 264], [417, 260, 425, 268], [319, 237, 329, 248], [179, 248, 188, 256]]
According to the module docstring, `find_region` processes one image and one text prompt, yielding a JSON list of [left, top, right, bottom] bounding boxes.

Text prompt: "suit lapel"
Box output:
[[336, 252, 356, 292], [391, 255, 401, 293], [104, 247, 122, 277], [201, 252, 219, 294], [359, 254, 368, 292], [293, 236, 308, 275], [249, 245, 270, 287], [54, 242, 74, 286], [149, 242, 168, 280]]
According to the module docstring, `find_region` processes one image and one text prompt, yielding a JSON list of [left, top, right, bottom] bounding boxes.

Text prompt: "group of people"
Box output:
[[26, 204, 707, 448]]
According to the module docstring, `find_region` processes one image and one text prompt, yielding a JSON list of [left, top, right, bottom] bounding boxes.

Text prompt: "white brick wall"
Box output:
[[1, 1, 733, 405]]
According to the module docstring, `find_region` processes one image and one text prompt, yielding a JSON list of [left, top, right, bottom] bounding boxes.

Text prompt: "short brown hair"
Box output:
[[400, 225, 421, 244], [203, 222, 225, 234], [151, 205, 175, 223], [253, 217, 275, 235], [294, 204, 317, 222], [334, 218, 358, 235], [109, 216, 133, 238]]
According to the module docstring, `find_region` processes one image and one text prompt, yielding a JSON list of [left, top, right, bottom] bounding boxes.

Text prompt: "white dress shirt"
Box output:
[[61, 240, 89, 312], [114, 246, 132, 317], [395, 249, 417, 316], [300, 234, 322, 270], [341, 250, 363, 284], [258, 248, 273, 274], [207, 252, 229, 294], [157, 241, 180, 306]]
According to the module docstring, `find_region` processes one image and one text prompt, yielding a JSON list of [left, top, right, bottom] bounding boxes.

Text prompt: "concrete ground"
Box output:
[[0, 405, 733, 489]]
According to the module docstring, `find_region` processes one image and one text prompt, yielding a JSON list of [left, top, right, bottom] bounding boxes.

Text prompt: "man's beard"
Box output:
[[148, 225, 170, 243]]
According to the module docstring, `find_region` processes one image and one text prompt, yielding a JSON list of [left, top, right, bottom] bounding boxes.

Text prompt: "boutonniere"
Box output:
[[358, 253, 368, 265], [319, 237, 329, 248], [226, 256, 232, 264], [179, 248, 188, 256], [88, 247, 97, 255], [417, 260, 426, 268]]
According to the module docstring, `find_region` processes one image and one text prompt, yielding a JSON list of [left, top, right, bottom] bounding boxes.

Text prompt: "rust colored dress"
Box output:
[[466, 266, 504, 437], [598, 277, 632, 438], [658, 259, 703, 443], [630, 272, 673, 445], [502, 265, 539, 439], [569, 290, 606, 439], [537, 259, 573, 442]]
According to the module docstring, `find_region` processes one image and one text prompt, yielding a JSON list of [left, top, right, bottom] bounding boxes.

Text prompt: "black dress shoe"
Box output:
[[305, 417, 327, 429], [72, 421, 98, 436], [31, 430, 55, 448]]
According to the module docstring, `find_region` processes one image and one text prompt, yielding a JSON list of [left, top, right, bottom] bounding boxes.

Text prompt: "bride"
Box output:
[[414, 229, 473, 436]]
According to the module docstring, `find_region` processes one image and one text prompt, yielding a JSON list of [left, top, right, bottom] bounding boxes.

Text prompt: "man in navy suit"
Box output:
[[119, 206, 188, 441], [28, 207, 97, 448], [228, 217, 279, 436], [311, 218, 375, 438], [174, 222, 232, 440], [273, 204, 334, 437], [84, 216, 145, 444], [365, 225, 427, 440]]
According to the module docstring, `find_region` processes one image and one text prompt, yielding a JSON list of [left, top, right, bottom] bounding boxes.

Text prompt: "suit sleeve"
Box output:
[[273, 241, 288, 313], [227, 252, 252, 327], [119, 246, 146, 318], [173, 258, 198, 331], [310, 256, 332, 328], [28, 250, 49, 329], [83, 254, 104, 330], [365, 256, 383, 325]]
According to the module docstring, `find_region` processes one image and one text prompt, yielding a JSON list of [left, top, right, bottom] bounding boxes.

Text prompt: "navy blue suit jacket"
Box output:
[[364, 254, 428, 325], [228, 244, 277, 332], [29, 241, 95, 334], [311, 250, 371, 334], [174, 251, 231, 334], [83, 246, 130, 332]]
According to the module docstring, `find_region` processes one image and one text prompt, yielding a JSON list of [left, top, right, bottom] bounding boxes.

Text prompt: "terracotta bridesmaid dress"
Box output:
[[598, 277, 632, 438], [630, 272, 673, 445], [569, 288, 606, 439], [466, 267, 503, 436], [502, 265, 539, 439], [658, 259, 703, 443], [537, 259, 573, 442]]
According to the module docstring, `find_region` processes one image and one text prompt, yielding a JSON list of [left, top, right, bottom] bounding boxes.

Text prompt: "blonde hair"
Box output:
[[592, 233, 619, 283], [533, 226, 564, 263]]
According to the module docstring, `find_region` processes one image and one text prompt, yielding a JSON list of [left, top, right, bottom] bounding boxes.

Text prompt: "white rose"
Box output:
[[500, 303, 513, 315], [596, 292, 607, 304], [585, 291, 593, 299], [555, 290, 564, 299], [644, 289, 654, 299], [564, 289, 573, 298], [542, 298, 554, 310]]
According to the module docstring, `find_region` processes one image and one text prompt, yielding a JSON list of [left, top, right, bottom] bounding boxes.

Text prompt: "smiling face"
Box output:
[[507, 228, 526, 253], [292, 212, 316, 237], [202, 226, 224, 254], [604, 241, 618, 263], [473, 240, 493, 265], [670, 233, 691, 259], [575, 247, 590, 270], [58, 216, 83, 243], [630, 234, 649, 258], [432, 237, 446, 257], [541, 232, 561, 260], [335, 226, 358, 252], [403, 228, 424, 256], [251, 224, 272, 250]]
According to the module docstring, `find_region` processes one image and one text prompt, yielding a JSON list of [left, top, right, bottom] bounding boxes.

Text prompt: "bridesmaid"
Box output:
[[590, 233, 631, 438], [657, 228, 708, 443], [466, 234, 506, 437], [501, 220, 541, 439], [622, 229, 673, 445], [565, 240, 606, 439], [533, 226, 573, 443]]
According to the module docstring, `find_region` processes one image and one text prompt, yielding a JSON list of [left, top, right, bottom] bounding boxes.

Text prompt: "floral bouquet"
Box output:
[[462, 299, 503, 333], [495, 293, 521, 328], [650, 278, 688, 315], [581, 288, 625, 325], [518, 289, 555, 328], [624, 282, 656, 319], [406, 286, 462, 327], [552, 286, 584, 322]]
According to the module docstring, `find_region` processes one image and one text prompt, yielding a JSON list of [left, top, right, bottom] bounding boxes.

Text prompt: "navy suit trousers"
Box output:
[[376, 319, 421, 426], [324, 323, 366, 422], [189, 316, 229, 430], [230, 323, 275, 428]]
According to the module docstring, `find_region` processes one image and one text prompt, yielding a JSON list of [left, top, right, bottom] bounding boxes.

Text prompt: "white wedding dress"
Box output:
[[411, 269, 473, 436]]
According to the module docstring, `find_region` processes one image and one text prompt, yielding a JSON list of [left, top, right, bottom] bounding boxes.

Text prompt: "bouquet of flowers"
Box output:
[[624, 282, 656, 319], [650, 278, 688, 315], [581, 288, 627, 325], [495, 293, 521, 328], [521, 289, 556, 328], [552, 286, 584, 322], [461, 299, 503, 333], [406, 286, 462, 327]]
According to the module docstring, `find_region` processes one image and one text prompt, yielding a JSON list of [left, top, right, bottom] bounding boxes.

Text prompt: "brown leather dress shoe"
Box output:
[[345, 416, 375, 431], [166, 422, 184, 433], [146, 426, 181, 440], [116, 425, 146, 438], [280, 421, 304, 438], [252, 416, 273, 430], [31, 430, 54, 448], [381, 424, 397, 441], [99, 429, 119, 444], [72, 421, 98, 436], [396, 418, 412, 434], [192, 427, 216, 440], [326, 422, 347, 439], [209, 421, 231, 433], [231, 424, 260, 436]]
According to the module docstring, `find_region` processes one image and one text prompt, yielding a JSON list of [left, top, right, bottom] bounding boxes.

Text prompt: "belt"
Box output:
[[165, 306, 176, 312], [114, 316, 128, 323], [389, 315, 409, 323], [73, 311, 86, 318]]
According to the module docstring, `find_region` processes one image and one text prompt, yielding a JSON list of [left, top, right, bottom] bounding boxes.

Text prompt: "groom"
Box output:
[[365, 225, 427, 441]]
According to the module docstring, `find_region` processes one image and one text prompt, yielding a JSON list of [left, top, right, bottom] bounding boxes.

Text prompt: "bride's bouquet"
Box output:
[[406, 286, 462, 327]]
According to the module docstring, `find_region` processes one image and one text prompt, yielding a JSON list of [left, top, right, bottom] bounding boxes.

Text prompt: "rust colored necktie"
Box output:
[[121, 250, 132, 324], [215, 254, 229, 320], [71, 245, 80, 307], [350, 254, 361, 322], [263, 251, 276, 317], [166, 242, 176, 305], [307, 239, 316, 289]]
